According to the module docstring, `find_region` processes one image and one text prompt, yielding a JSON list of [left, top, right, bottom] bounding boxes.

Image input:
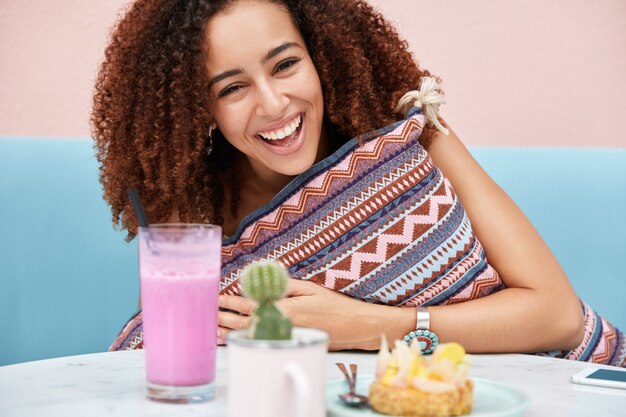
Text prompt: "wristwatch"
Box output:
[[403, 307, 439, 354]]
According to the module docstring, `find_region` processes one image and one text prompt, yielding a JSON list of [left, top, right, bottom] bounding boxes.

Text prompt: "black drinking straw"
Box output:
[[128, 188, 150, 227]]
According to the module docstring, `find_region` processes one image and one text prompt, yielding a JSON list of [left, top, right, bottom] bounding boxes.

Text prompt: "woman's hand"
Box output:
[[217, 279, 389, 350], [279, 279, 386, 350], [217, 295, 256, 345]]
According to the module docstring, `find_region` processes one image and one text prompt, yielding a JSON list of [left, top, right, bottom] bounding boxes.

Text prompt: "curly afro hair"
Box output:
[[91, 0, 440, 239]]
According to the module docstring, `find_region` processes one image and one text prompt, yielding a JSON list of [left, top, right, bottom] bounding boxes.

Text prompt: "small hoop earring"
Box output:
[[206, 125, 213, 156]]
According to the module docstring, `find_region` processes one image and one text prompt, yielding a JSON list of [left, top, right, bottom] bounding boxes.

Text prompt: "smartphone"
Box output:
[[571, 367, 626, 390]]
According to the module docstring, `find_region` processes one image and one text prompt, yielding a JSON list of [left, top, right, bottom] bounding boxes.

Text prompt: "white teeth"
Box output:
[[258, 114, 302, 141]]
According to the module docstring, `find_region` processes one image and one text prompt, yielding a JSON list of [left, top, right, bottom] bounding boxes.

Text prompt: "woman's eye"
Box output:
[[217, 84, 242, 98], [274, 58, 301, 74]]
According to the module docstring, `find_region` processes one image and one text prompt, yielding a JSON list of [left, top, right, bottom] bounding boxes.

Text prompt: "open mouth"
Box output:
[[255, 114, 304, 147]]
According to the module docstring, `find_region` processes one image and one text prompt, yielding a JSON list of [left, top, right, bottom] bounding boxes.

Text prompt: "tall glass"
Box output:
[[139, 224, 221, 403]]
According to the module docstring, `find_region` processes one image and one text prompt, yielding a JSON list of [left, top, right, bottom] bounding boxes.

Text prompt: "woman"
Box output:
[[93, 0, 625, 366]]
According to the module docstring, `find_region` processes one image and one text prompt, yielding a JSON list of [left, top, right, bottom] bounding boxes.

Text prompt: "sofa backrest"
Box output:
[[1, 138, 624, 365], [0, 138, 138, 366]]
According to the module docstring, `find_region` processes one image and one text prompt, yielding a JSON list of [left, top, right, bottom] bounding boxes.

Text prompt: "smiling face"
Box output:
[[204, 0, 325, 185]]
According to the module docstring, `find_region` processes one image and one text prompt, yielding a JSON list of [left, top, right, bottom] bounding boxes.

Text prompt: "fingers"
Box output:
[[219, 294, 257, 315], [217, 326, 230, 346], [218, 310, 250, 330], [285, 278, 319, 296], [217, 295, 254, 333]]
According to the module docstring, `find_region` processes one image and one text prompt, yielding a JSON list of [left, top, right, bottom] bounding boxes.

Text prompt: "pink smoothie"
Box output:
[[141, 273, 219, 386]]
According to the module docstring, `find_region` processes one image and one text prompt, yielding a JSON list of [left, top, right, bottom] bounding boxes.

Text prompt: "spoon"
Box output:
[[335, 363, 370, 407]]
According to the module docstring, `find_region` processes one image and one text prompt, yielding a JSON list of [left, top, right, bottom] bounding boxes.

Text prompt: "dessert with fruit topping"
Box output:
[[369, 338, 473, 417]]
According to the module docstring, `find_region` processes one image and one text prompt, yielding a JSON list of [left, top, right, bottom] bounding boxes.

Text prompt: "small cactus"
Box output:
[[241, 261, 292, 340]]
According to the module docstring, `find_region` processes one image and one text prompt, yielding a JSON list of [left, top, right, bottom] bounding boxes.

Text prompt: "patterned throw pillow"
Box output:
[[220, 110, 504, 305]]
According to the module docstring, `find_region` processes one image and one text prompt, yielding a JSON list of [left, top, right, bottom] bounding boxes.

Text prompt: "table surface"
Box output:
[[1, 348, 625, 417]]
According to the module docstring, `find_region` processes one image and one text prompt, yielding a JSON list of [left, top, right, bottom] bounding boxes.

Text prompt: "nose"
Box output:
[[255, 79, 288, 118]]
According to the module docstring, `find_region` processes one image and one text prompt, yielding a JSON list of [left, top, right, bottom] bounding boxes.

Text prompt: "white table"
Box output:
[[1, 348, 625, 416]]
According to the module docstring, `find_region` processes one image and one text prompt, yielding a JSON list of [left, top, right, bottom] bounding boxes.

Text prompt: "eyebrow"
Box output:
[[208, 42, 302, 87], [208, 69, 243, 87], [262, 42, 301, 63]]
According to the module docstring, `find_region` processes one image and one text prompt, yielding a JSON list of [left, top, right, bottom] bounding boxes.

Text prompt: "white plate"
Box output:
[[326, 375, 529, 417]]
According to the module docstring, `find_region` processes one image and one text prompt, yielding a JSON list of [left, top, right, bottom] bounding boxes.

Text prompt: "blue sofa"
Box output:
[[1, 138, 625, 366]]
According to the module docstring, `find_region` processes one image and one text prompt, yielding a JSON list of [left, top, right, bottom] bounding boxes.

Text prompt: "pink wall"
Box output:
[[1, 0, 624, 146]]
